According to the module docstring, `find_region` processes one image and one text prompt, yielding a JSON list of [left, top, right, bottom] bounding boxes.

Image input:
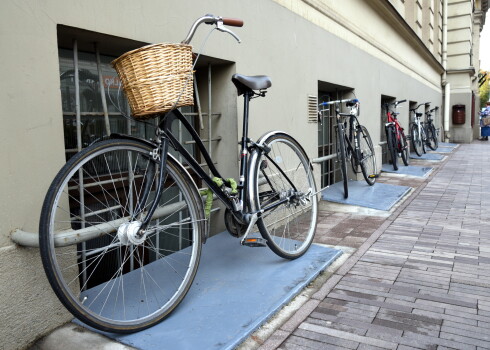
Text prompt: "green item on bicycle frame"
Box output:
[[200, 177, 238, 218]]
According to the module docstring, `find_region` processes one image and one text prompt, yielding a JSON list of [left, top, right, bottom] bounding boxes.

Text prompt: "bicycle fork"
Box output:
[[118, 137, 169, 245]]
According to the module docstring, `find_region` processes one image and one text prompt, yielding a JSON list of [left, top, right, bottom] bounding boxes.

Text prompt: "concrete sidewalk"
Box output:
[[32, 142, 490, 350], [252, 142, 490, 350]]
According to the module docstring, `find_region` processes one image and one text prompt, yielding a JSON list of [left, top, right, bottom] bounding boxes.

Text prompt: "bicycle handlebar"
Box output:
[[182, 14, 243, 44], [410, 102, 430, 112], [385, 99, 406, 106], [319, 98, 358, 106], [426, 106, 439, 114], [222, 18, 244, 27]]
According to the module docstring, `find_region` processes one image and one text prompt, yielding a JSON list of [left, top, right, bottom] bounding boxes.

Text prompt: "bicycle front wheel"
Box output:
[[399, 130, 409, 166], [336, 125, 349, 198], [410, 124, 423, 156], [39, 138, 203, 333], [427, 124, 438, 150], [358, 125, 377, 185], [252, 133, 318, 259], [386, 126, 398, 171]]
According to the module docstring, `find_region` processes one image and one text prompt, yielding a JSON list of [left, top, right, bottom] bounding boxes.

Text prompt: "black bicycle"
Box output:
[[319, 99, 376, 199], [39, 15, 318, 333], [425, 106, 439, 151]]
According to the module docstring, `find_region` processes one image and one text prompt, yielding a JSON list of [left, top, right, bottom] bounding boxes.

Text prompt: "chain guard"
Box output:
[[224, 208, 247, 237]]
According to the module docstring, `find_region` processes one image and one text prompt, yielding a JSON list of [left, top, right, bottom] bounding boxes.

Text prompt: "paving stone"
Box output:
[[439, 331, 490, 348], [298, 323, 398, 350], [258, 330, 290, 350], [291, 328, 359, 349], [357, 344, 388, 350], [280, 299, 320, 332], [305, 317, 367, 336]]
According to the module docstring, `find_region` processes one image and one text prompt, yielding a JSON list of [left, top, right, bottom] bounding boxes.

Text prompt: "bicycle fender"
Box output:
[[248, 130, 313, 213], [255, 130, 310, 162]]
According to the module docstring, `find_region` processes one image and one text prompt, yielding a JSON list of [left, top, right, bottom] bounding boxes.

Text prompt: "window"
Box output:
[[58, 41, 198, 162], [317, 81, 354, 189]]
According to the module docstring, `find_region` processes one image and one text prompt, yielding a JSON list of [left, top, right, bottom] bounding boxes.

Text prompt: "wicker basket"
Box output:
[[112, 43, 194, 120]]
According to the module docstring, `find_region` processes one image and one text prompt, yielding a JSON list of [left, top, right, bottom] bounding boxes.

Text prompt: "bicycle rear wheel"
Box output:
[[358, 125, 376, 185], [427, 124, 438, 150], [399, 130, 409, 166], [252, 133, 318, 259], [386, 125, 398, 171], [39, 138, 203, 333]]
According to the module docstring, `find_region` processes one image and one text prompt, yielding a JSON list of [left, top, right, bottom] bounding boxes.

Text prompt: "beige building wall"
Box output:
[[445, 0, 487, 142], [1, 0, 478, 349]]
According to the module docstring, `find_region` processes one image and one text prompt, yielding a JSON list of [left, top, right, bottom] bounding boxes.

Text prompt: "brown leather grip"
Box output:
[[222, 18, 244, 27]]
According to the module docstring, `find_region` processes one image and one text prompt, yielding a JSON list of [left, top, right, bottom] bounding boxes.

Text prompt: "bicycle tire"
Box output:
[[386, 125, 398, 171], [252, 133, 318, 259], [427, 124, 438, 150], [358, 125, 376, 185], [399, 130, 409, 166], [39, 138, 203, 333], [421, 125, 427, 154], [410, 123, 423, 157], [349, 150, 359, 175], [336, 125, 349, 198]]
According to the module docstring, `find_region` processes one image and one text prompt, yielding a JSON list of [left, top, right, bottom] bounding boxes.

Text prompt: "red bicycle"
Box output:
[[383, 99, 409, 170]]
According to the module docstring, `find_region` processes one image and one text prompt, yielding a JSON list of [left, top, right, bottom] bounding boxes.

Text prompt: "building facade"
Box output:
[[0, 1, 487, 348]]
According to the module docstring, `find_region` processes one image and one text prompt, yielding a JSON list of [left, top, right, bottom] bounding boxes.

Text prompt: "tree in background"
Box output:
[[480, 70, 489, 109]]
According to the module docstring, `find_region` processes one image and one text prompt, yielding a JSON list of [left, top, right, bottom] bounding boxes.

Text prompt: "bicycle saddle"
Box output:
[[416, 112, 423, 117], [232, 74, 272, 95]]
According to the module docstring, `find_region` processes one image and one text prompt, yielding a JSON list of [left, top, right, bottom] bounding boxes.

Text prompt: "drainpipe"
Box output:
[[442, 0, 450, 142]]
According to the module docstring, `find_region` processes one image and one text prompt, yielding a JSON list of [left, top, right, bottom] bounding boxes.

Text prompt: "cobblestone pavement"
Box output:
[[258, 142, 490, 350]]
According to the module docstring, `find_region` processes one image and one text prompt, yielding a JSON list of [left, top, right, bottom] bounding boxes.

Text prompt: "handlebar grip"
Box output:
[[397, 99, 407, 104], [222, 18, 244, 27]]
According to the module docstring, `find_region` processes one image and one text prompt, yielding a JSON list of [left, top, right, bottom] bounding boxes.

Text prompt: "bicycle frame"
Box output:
[[411, 103, 429, 141], [425, 107, 438, 132], [320, 99, 361, 163], [340, 114, 361, 164], [149, 90, 294, 228], [385, 109, 403, 145]]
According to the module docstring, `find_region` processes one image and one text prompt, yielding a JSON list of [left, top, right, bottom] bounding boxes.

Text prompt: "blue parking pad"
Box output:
[[430, 148, 453, 153], [381, 164, 433, 177], [321, 180, 411, 211], [88, 232, 342, 350], [439, 142, 458, 148], [410, 152, 445, 160]]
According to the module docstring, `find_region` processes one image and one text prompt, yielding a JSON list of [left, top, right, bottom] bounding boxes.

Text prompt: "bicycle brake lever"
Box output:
[[216, 21, 241, 43]]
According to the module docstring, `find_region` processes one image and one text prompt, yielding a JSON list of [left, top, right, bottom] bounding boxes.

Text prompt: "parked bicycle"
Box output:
[[383, 99, 409, 171], [318, 99, 376, 199], [424, 106, 439, 151], [410, 102, 439, 156], [410, 102, 429, 156], [39, 15, 318, 333]]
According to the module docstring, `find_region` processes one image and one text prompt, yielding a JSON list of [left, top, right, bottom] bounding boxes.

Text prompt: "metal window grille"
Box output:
[[315, 98, 343, 189], [59, 40, 221, 288]]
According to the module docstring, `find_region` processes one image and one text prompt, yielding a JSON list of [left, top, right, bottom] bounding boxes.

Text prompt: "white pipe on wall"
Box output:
[[442, 0, 450, 142]]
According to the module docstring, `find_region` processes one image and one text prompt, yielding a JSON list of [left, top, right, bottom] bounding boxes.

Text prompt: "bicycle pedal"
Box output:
[[368, 174, 379, 179], [242, 237, 267, 247]]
